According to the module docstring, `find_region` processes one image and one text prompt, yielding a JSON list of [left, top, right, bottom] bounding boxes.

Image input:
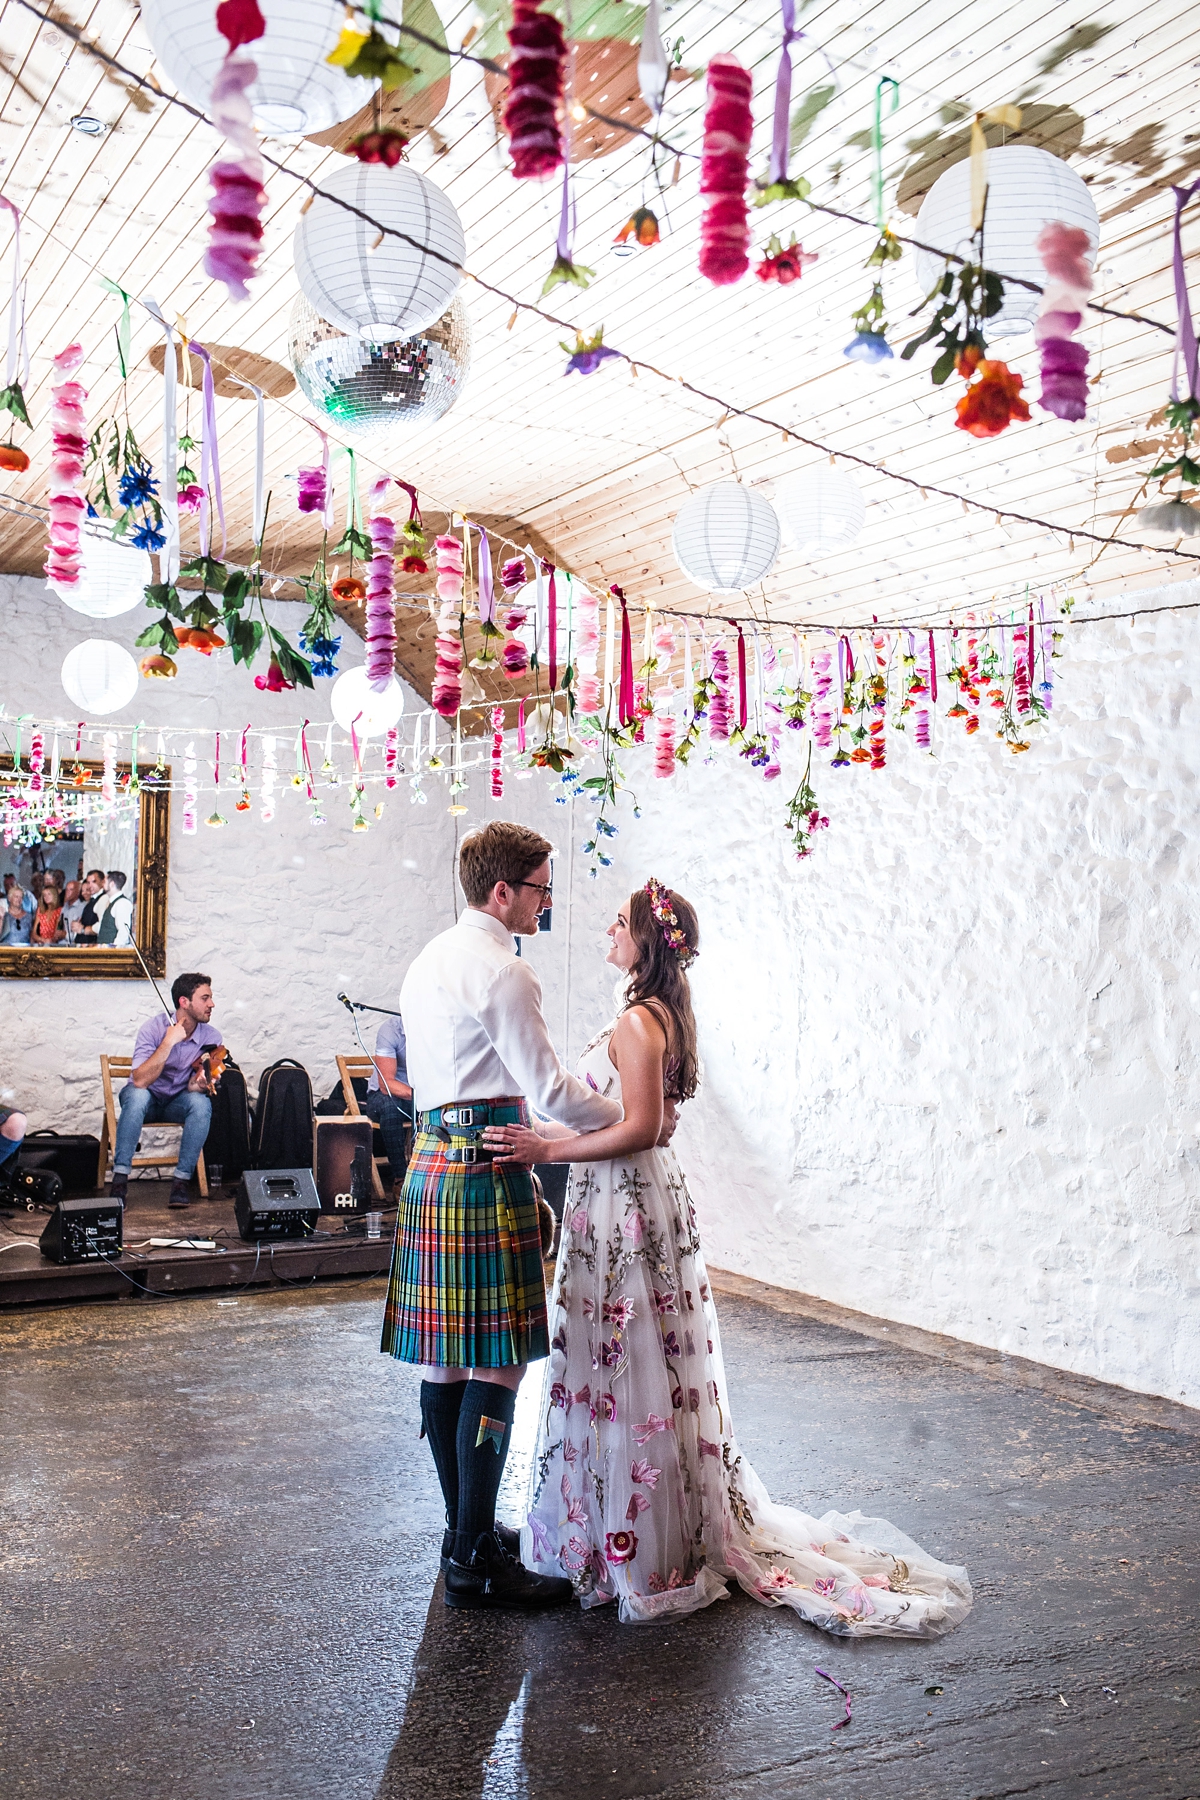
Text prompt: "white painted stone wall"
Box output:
[[2, 571, 1197, 1408]]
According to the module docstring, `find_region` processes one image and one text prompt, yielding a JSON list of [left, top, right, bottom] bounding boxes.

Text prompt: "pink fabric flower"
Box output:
[[1034, 221, 1093, 423], [365, 508, 397, 691], [699, 57, 753, 286], [297, 466, 327, 514], [44, 344, 87, 594], [503, 0, 566, 179], [605, 1530, 638, 1565]]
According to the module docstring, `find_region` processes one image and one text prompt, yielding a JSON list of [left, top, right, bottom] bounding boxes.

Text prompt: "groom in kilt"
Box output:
[[383, 821, 623, 1609]]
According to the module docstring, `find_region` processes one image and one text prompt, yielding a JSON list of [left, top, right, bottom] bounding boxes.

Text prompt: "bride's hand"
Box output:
[[481, 1123, 544, 1168]]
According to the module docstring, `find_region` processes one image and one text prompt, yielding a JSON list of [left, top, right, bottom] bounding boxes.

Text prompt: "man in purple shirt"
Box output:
[[110, 972, 222, 1209]]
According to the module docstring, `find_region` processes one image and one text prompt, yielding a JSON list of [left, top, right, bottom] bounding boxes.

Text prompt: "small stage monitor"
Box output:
[[39, 1197, 123, 1264], [235, 1170, 322, 1242]]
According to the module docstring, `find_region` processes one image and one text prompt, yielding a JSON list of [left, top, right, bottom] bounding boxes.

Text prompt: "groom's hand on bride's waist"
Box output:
[[482, 1123, 542, 1168]]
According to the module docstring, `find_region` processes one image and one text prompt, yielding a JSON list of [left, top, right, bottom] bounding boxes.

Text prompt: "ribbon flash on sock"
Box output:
[[476, 1416, 508, 1453]]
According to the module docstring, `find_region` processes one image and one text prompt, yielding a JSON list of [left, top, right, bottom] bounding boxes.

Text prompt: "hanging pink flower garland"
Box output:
[[204, 0, 268, 303], [365, 480, 397, 692], [432, 534, 464, 717], [503, 0, 567, 179], [499, 555, 529, 680], [699, 56, 754, 286], [1034, 221, 1093, 422], [575, 586, 601, 712], [45, 343, 87, 597]]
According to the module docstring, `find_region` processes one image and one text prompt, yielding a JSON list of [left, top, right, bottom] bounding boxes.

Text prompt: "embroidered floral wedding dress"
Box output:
[[521, 1029, 973, 1635]]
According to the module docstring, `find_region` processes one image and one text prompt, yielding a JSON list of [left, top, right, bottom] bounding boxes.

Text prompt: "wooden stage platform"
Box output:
[[0, 1177, 396, 1308]]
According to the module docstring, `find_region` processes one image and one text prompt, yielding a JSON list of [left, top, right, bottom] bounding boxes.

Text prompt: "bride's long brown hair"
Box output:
[[622, 885, 700, 1101]]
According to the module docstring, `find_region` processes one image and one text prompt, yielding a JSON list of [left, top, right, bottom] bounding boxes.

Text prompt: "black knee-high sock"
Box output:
[[420, 1380, 468, 1532], [453, 1379, 517, 1562]]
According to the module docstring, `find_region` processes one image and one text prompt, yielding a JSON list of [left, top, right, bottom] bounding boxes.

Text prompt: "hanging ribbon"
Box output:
[[637, 0, 669, 120], [736, 627, 748, 730], [556, 156, 576, 267], [395, 478, 422, 529], [98, 276, 133, 381], [547, 565, 559, 689], [969, 105, 1022, 233], [768, 0, 803, 187], [473, 523, 496, 625], [927, 629, 938, 703], [141, 300, 180, 579], [603, 591, 616, 709], [616, 588, 635, 726], [227, 376, 265, 545], [1170, 180, 1200, 401], [188, 340, 226, 558], [0, 197, 29, 395], [517, 698, 527, 752], [342, 446, 361, 542], [317, 428, 333, 530], [871, 77, 899, 232]]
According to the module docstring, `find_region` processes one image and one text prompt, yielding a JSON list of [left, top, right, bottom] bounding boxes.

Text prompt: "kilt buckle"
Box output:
[[444, 1105, 479, 1127]]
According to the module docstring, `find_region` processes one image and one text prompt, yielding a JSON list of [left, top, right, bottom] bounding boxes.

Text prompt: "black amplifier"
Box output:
[[39, 1197, 124, 1264], [235, 1169, 321, 1242]]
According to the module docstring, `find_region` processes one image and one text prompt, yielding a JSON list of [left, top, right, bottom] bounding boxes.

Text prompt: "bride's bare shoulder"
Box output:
[[610, 1003, 669, 1065]]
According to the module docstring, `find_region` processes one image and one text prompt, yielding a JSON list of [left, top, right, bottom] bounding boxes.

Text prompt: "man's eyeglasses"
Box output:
[[515, 881, 553, 902]]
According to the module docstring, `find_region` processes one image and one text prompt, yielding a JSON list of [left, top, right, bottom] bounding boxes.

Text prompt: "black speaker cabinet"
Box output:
[[234, 1169, 321, 1242], [39, 1197, 123, 1264], [313, 1117, 375, 1212]]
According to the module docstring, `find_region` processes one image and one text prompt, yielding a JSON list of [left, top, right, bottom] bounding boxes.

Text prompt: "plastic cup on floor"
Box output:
[[365, 1211, 382, 1239], [208, 1163, 223, 1187]]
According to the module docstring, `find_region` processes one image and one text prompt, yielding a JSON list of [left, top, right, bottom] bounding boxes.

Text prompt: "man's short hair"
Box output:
[[106, 870, 127, 889], [171, 971, 211, 1007], [86, 868, 105, 883], [458, 822, 552, 907]]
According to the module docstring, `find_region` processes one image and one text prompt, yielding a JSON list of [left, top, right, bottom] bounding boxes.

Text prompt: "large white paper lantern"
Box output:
[[138, 0, 363, 135], [294, 163, 465, 344], [330, 667, 406, 737], [56, 533, 152, 619], [61, 641, 139, 715], [671, 482, 780, 593], [913, 146, 1099, 336], [775, 467, 865, 559]]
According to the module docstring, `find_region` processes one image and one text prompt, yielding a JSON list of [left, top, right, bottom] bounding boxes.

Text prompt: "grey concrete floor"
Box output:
[[0, 1280, 1197, 1800]]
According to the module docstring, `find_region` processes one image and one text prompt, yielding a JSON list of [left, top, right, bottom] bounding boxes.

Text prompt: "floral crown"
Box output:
[[644, 877, 697, 969]]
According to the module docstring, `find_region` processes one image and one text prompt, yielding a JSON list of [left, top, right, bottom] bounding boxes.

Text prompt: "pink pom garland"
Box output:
[[1034, 221, 1093, 423], [575, 586, 601, 711], [297, 465, 327, 514], [699, 56, 754, 286], [365, 492, 397, 691], [503, 0, 566, 179], [654, 712, 676, 778], [432, 534, 464, 717], [490, 705, 505, 798], [707, 640, 731, 740], [44, 343, 87, 596], [204, 10, 267, 304]]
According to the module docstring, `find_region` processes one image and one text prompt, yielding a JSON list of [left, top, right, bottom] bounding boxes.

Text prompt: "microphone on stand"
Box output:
[[337, 992, 355, 1011]]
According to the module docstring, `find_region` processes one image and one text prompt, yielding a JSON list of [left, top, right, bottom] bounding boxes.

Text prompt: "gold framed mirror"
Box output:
[[0, 759, 170, 980]]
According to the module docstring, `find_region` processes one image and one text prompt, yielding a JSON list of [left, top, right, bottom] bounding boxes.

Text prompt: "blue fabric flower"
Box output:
[[117, 464, 160, 506], [843, 331, 893, 365], [300, 630, 341, 677], [129, 519, 166, 551]]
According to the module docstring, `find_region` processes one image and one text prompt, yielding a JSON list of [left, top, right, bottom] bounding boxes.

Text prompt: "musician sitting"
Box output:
[[110, 972, 222, 1210]]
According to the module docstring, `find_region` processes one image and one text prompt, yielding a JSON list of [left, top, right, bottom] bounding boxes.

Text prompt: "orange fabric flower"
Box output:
[[954, 359, 1030, 439], [139, 653, 177, 679], [175, 626, 226, 655]]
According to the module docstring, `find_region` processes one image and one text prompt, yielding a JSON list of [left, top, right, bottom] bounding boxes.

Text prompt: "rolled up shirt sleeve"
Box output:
[[479, 961, 622, 1131]]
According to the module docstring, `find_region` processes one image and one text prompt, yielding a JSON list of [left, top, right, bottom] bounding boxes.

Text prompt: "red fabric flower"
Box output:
[[954, 359, 1031, 439], [401, 553, 428, 574], [755, 241, 818, 285], [503, 0, 567, 179], [254, 658, 292, 693], [216, 0, 265, 51]]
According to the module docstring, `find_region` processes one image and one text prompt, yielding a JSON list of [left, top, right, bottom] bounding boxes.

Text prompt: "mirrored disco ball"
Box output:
[[288, 293, 470, 440]]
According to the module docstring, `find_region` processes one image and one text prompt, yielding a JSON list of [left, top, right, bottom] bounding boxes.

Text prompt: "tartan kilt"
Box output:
[[380, 1105, 549, 1368]]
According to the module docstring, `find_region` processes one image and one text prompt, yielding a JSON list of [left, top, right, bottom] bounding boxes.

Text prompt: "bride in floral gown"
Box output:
[[484, 880, 972, 1636]]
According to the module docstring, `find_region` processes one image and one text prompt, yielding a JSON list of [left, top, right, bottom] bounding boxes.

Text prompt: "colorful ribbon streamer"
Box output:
[[547, 565, 559, 689], [188, 340, 226, 558], [0, 197, 29, 392], [227, 375, 265, 544], [871, 77, 899, 231], [970, 105, 1022, 233], [617, 588, 635, 726], [98, 276, 133, 381], [736, 627, 748, 730], [473, 523, 496, 624], [768, 0, 803, 187], [1170, 180, 1200, 401]]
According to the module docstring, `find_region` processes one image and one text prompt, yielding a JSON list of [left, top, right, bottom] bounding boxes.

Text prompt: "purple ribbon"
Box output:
[[474, 523, 496, 625], [556, 157, 575, 262], [1171, 181, 1200, 400], [815, 1668, 852, 1730], [769, 0, 803, 186], [188, 340, 226, 558]]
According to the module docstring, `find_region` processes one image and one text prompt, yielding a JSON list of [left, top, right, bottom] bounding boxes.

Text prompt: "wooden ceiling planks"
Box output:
[[0, 0, 1196, 704]]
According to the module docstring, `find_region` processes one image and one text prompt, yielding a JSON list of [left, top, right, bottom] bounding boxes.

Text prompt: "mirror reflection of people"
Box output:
[[31, 882, 66, 945], [485, 882, 973, 1639], [0, 885, 32, 945], [61, 880, 85, 943], [364, 1012, 413, 1197], [110, 973, 222, 1210], [96, 870, 135, 947], [73, 870, 107, 947]]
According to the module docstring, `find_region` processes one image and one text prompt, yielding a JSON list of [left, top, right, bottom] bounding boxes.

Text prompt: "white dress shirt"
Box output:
[[400, 909, 623, 1130]]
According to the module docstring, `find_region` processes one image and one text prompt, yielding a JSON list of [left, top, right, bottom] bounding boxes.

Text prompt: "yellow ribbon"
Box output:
[[969, 105, 1022, 232], [174, 314, 191, 387]]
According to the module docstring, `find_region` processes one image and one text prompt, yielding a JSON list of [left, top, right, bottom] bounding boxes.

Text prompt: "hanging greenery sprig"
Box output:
[[783, 748, 829, 860], [84, 420, 166, 550], [674, 665, 719, 767]]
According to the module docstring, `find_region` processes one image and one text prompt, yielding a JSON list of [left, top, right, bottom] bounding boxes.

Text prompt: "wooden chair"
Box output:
[[97, 1055, 209, 1196], [335, 1054, 403, 1200]]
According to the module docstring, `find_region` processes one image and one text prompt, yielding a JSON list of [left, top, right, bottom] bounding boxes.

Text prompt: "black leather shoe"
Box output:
[[441, 1520, 520, 1572], [444, 1530, 574, 1611], [167, 1180, 192, 1209]]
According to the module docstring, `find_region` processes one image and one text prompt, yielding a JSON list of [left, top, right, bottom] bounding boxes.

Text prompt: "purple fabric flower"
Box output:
[[1036, 330, 1089, 422], [844, 330, 893, 364], [296, 465, 327, 514], [565, 344, 621, 377]]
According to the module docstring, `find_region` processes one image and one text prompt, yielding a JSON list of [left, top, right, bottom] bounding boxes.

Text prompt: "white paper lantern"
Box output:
[[775, 467, 865, 559], [671, 482, 780, 593], [61, 641, 139, 715], [330, 667, 406, 737], [914, 146, 1099, 336], [138, 0, 363, 135], [294, 163, 465, 344], [55, 533, 152, 619]]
